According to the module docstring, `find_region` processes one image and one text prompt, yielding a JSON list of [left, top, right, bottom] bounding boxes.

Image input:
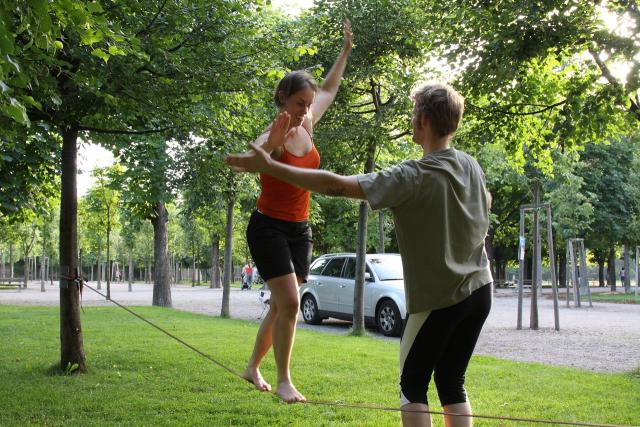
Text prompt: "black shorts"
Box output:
[[246, 210, 313, 282], [399, 283, 492, 406]]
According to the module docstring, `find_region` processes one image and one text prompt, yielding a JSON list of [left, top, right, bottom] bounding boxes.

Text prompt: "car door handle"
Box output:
[[340, 284, 347, 288]]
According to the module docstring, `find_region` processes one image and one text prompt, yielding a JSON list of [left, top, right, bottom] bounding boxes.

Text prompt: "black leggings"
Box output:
[[399, 284, 492, 406]]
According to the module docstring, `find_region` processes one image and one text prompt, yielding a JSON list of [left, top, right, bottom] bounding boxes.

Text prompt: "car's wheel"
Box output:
[[301, 294, 322, 325], [377, 299, 403, 337]]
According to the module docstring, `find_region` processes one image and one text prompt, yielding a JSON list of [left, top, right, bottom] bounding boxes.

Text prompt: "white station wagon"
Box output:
[[299, 253, 407, 336]]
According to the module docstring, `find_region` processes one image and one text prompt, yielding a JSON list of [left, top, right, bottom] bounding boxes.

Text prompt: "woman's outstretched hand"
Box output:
[[226, 112, 292, 173], [343, 18, 353, 51]]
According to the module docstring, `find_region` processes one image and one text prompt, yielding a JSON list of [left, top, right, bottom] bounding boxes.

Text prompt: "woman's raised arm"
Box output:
[[310, 18, 353, 125]]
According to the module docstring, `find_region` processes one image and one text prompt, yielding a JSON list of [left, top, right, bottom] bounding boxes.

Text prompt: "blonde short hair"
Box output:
[[412, 81, 464, 137]]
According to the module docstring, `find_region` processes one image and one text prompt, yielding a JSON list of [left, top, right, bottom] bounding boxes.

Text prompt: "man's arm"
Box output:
[[226, 112, 365, 199], [269, 158, 366, 199], [227, 140, 366, 200]]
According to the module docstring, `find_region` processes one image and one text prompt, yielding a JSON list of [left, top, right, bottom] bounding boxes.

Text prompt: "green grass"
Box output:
[[590, 291, 640, 304], [0, 306, 638, 427]]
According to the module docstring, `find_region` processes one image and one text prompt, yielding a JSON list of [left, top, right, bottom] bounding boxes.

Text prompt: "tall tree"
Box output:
[[303, 0, 424, 334], [424, 1, 638, 164], [580, 138, 636, 290]]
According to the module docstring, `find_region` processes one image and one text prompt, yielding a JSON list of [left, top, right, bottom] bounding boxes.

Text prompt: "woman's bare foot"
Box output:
[[243, 367, 271, 392], [276, 381, 306, 403]]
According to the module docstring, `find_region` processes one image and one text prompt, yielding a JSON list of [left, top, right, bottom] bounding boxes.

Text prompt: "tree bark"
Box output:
[[128, 249, 133, 292], [23, 254, 29, 289], [623, 244, 631, 293], [210, 233, 221, 289], [40, 236, 46, 292], [353, 200, 369, 336], [191, 241, 196, 287], [221, 186, 235, 317], [485, 228, 496, 279], [59, 126, 86, 373], [377, 210, 385, 253], [151, 202, 172, 307], [97, 246, 102, 290], [22, 226, 37, 288], [353, 133, 377, 335], [598, 259, 605, 287], [558, 251, 567, 288], [106, 205, 111, 301], [197, 246, 201, 285], [530, 182, 540, 330], [607, 246, 616, 292], [9, 243, 13, 284]]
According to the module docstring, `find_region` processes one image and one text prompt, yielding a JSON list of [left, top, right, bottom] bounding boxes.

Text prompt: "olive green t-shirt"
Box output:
[[357, 147, 492, 313]]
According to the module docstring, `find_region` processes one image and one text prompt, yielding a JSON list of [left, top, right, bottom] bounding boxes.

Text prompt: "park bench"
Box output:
[[0, 278, 22, 288], [493, 279, 515, 288]]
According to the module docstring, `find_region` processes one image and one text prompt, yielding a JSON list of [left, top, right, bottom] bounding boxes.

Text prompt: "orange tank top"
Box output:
[[257, 143, 320, 222]]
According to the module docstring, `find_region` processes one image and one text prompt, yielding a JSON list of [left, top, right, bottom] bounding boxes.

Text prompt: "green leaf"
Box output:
[[87, 2, 103, 14], [5, 55, 20, 72], [91, 48, 110, 63], [81, 30, 104, 46], [2, 98, 30, 125], [107, 45, 125, 56], [0, 30, 14, 54], [53, 40, 63, 50], [22, 95, 42, 110]]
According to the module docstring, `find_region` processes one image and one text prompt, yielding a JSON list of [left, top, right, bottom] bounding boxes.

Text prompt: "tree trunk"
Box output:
[[9, 243, 13, 284], [598, 260, 605, 287], [607, 246, 616, 292], [377, 210, 385, 253], [151, 202, 172, 307], [352, 132, 377, 335], [221, 188, 235, 317], [97, 246, 102, 290], [210, 233, 221, 289], [59, 126, 86, 373], [40, 237, 46, 292], [22, 226, 36, 289], [623, 244, 631, 293], [128, 249, 133, 292], [353, 200, 369, 336], [106, 207, 111, 301], [23, 253, 30, 289], [191, 242, 196, 287], [485, 228, 496, 279], [558, 251, 567, 288], [197, 246, 201, 286]]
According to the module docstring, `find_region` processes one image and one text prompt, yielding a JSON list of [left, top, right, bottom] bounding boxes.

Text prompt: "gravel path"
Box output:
[[2, 282, 638, 373]]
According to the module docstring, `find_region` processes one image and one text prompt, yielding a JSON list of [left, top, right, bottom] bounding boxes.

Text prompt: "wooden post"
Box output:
[[545, 205, 560, 331], [579, 240, 592, 307], [517, 207, 525, 330]]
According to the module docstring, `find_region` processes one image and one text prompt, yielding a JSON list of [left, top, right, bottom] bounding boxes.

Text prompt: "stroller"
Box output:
[[257, 283, 271, 319]]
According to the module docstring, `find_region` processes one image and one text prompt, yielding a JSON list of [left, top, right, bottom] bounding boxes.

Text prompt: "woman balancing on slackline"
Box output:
[[241, 19, 353, 403]]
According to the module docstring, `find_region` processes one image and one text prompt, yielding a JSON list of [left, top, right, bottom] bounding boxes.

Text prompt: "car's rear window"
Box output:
[[309, 258, 329, 275], [321, 258, 346, 277], [369, 256, 403, 281]]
